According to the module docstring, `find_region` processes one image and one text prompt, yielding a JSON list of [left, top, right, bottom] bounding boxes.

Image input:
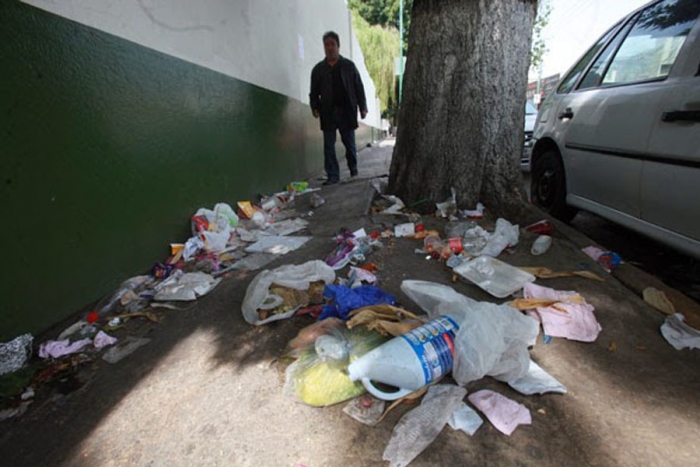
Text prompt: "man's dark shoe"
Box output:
[[350, 170, 358, 177], [322, 179, 339, 186]]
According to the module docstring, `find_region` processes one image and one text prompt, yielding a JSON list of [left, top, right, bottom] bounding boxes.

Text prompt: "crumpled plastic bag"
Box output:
[[400, 280, 539, 385], [508, 360, 567, 395], [242, 260, 335, 325], [661, 313, 700, 350], [382, 195, 405, 214], [480, 218, 519, 257], [190, 203, 238, 253], [284, 319, 387, 407]]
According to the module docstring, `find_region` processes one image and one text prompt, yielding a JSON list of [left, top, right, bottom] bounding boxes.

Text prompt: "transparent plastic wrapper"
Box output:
[[284, 321, 387, 407], [263, 218, 309, 237], [241, 260, 335, 325], [400, 280, 539, 385], [102, 337, 151, 364], [95, 275, 152, 315], [445, 220, 477, 239], [244, 235, 311, 254], [153, 272, 221, 301], [383, 384, 467, 467], [230, 253, 279, 271], [0, 334, 33, 375], [453, 256, 536, 298]]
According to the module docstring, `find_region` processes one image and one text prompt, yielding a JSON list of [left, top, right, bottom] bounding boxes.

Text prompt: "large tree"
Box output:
[[388, 0, 538, 217]]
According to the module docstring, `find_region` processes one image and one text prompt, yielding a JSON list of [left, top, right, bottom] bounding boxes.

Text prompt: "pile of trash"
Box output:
[[233, 182, 610, 465], [0, 180, 322, 421], [233, 184, 654, 465]]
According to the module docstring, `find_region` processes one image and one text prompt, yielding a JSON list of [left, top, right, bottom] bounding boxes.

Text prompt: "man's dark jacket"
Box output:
[[309, 56, 367, 131]]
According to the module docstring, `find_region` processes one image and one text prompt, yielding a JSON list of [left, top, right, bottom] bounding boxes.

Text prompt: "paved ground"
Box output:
[[2, 140, 700, 466]]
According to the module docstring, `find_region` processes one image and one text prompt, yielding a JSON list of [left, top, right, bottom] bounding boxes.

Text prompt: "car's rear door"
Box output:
[[640, 4, 700, 249]]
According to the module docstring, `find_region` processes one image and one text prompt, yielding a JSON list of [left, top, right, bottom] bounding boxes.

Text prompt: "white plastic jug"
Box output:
[[347, 315, 461, 400]]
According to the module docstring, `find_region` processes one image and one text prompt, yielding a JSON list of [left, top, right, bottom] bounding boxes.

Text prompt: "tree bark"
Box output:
[[389, 0, 537, 218]]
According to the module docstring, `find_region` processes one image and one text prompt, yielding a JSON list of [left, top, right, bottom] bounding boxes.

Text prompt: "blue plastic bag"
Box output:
[[320, 285, 396, 320]]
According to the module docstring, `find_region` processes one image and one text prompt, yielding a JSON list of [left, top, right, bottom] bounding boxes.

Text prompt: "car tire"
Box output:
[[531, 149, 577, 222]]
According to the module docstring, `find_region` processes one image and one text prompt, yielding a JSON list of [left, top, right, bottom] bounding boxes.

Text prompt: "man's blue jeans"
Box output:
[[323, 108, 357, 183]]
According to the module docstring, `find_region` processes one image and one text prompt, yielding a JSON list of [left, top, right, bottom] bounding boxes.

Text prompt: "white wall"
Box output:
[[22, 0, 381, 127]]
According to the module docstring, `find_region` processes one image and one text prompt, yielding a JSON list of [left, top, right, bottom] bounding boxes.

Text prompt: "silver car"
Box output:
[[529, 0, 700, 259]]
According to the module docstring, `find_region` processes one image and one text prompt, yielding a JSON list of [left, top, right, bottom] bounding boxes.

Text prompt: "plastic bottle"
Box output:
[[347, 314, 463, 401]]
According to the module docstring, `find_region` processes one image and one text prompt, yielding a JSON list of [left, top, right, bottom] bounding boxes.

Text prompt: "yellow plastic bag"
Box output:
[[284, 320, 387, 407]]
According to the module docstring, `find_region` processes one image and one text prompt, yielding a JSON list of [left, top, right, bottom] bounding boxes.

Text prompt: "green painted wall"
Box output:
[[0, 1, 372, 339]]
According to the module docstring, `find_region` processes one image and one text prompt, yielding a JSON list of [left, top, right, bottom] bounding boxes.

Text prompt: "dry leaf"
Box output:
[[571, 271, 604, 281], [643, 287, 676, 316], [117, 311, 160, 323], [520, 267, 603, 282], [508, 295, 584, 310]]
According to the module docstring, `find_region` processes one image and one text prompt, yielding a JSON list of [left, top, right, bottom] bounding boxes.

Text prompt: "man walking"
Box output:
[[310, 31, 368, 185]]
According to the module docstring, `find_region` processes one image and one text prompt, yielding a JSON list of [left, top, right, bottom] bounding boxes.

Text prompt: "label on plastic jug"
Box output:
[[401, 316, 459, 384]]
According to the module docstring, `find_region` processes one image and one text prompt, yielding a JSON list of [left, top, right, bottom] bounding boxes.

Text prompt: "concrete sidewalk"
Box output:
[[2, 140, 700, 467]]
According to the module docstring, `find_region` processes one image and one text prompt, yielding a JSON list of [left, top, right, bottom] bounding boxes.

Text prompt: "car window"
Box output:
[[578, 16, 638, 90], [602, 0, 700, 85], [556, 25, 621, 94]]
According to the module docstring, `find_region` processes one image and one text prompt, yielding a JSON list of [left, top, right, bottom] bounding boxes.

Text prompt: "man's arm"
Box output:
[[309, 66, 320, 118]]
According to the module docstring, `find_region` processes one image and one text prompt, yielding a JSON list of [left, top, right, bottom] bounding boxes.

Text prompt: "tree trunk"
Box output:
[[389, 0, 537, 218]]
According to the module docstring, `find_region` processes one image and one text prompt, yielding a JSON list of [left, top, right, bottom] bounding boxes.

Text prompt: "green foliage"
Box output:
[[530, 0, 551, 72], [350, 10, 400, 117], [349, 0, 412, 50]]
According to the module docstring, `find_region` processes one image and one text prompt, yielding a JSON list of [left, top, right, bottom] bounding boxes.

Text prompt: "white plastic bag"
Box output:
[[241, 260, 335, 325], [199, 230, 230, 253], [480, 218, 520, 257], [400, 280, 539, 385]]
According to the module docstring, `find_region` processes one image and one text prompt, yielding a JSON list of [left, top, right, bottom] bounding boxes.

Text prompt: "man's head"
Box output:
[[323, 31, 340, 62]]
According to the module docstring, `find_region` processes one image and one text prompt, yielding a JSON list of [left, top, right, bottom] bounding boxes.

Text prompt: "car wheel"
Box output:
[[531, 149, 577, 222]]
